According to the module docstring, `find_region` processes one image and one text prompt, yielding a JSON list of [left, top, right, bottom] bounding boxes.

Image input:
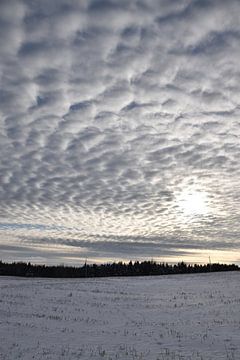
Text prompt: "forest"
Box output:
[[0, 260, 238, 278]]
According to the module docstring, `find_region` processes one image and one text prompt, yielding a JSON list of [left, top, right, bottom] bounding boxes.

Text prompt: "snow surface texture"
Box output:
[[0, 272, 239, 360]]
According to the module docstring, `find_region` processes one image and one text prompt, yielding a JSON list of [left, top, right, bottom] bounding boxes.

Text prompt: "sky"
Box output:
[[0, 0, 240, 266]]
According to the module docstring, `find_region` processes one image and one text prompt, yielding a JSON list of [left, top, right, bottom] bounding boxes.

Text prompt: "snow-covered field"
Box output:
[[0, 272, 239, 360]]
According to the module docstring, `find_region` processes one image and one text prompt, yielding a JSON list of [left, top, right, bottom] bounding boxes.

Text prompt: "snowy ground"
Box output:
[[0, 272, 239, 360]]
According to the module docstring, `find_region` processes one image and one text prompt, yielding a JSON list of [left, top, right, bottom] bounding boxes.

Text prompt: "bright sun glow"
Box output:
[[176, 189, 209, 217]]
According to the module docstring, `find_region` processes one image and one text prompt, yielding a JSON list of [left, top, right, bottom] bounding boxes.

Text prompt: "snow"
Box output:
[[0, 271, 239, 359]]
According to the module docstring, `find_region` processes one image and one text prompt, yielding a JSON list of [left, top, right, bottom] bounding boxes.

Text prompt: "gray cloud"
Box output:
[[0, 0, 240, 265]]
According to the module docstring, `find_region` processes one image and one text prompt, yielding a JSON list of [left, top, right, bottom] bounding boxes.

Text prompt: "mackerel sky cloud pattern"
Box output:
[[0, 0, 240, 265]]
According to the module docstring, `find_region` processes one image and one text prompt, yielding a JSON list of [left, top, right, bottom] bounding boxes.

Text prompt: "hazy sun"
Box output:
[[176, 189, 209, 217]]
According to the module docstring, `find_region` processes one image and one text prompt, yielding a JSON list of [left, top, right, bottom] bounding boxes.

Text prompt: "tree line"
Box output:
[[0, 260, 238, 278]]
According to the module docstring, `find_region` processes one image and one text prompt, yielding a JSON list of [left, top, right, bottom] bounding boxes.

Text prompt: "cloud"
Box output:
[[0, 0, 240, 264]]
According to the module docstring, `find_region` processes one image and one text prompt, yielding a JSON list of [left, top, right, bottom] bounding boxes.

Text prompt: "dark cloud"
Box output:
[[0, 0, 240, 265]]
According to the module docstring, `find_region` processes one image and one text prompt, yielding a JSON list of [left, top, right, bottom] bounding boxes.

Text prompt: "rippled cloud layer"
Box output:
[[0, 0, 240, 264]]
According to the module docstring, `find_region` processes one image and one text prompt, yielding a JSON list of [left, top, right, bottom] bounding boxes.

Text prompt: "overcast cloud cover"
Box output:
[[0, 0, 240, 265]]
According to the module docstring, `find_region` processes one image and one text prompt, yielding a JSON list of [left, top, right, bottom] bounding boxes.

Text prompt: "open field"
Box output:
[[0, 272, 239, 360]]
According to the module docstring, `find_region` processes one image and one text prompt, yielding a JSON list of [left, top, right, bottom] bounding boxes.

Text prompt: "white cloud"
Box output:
[[0, 0, 240, 264]]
